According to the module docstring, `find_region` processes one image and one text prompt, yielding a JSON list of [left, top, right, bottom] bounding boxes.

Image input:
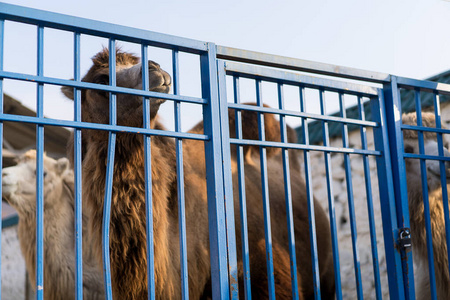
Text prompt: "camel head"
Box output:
[[2, 150, 72, 216], [402, 112, 450, 192], [61, 47, 171, 128]]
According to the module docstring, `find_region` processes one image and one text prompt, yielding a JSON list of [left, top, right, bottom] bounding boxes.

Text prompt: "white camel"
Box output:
[[2, 150, 104, 300], [403, 112, 450, 300]]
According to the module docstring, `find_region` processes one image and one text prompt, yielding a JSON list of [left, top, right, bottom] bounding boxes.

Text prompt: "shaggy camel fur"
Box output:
[[185, 105, 335, 299], [403, 112, 450, 300], [1, 150, 104, 300], [62, 48, 334, 299]]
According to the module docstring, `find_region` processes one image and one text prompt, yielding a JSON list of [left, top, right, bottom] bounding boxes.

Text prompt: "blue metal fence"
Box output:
[[1, 3, 450, 300]]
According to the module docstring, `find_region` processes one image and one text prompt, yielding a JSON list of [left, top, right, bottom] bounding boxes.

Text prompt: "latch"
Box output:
[[398, 227, 412, 249]]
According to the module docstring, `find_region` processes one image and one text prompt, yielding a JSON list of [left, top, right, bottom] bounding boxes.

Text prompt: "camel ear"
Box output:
[[56, 157, 70, 175], [61, 80, 75, 100]]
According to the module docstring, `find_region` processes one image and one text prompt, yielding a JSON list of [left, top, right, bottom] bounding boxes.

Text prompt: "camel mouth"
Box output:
[[151, 85, 170, 94], [428, 167, 450, 182]]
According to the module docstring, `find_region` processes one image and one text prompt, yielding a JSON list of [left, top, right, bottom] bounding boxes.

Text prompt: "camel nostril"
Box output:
[[148, 61, 160, 71]]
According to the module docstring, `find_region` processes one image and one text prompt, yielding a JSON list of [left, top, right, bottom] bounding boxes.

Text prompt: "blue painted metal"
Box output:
[[337, 93, 363, 299], [356, 96, 382, 300], [217, 60, 239, 299], [255, 79, 276, 300], [0, 17, 3, 300], [300, 87, 342, 300], [142, 44, 156, 300], [233, 76, 252, 300], [216, 46, 391, 84], [5, 5, 450, 300], [73, 31, 83, 300], [383, 77, 415, 299], [172, 49, 189, 300], [225, 61, 378, 97], [200, 43, 230, 300], [413, 90, 437, 300], [371, 89, 407, 300], [0, 69, 207, 105], [277, 83, 299, 300], [227, 102, 378, 128], [35, 24, 45, 300], [0, 112, 209, 140], [433, 93, 450, 282], [102, 40, 117, 300]]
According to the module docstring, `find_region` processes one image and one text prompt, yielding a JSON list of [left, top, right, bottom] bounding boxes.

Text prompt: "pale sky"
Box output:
[[1, 0, 450, 130]]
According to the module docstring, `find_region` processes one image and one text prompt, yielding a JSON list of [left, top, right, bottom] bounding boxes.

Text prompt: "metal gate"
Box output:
[[1, 3, 450, 300]]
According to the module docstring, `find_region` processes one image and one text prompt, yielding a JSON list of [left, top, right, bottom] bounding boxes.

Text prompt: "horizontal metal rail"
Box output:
[[401, 124, 450, 135], [0, 113, 209, 140], [228, 102, 379, 128], [218, 46, 391, 84], [0, 70, 207, 105], [225, 61, 379, 96], [0, 3, 207, 54], [403, 153, 450, 162], [229, 137, 381, 156], [397, 76, 450, 95]]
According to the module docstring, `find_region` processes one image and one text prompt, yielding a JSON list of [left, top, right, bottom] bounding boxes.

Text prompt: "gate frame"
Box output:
[[2, 3, 450, 299]]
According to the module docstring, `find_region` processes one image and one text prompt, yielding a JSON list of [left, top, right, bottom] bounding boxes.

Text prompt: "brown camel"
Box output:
[[61, 48, 334, 299], [403, 112, 450, 300], [1, 150, 104, 300]]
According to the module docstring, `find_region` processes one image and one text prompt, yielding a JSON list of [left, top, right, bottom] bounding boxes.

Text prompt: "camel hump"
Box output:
[[228, 102, 297, 160]]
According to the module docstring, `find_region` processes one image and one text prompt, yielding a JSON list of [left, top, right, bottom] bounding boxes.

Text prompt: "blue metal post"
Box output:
[[255, 79, 276, 300], [300, 87, 341, 300], [314, 89, 331, 299], [413, 90, 437, 300], [233, 76, 252, 300], [433, 93, 450, 281], [102, 40, 117, 300], [172, 48, 189, 300], [337, 93, 363, 299], [217, 60, 239, 299], [36, 25, 45, 300], [277, 83, 299, 300], [0, 18, 4, 300], [382, 77, 415, 299], [142, 44, 156, 300], [372, 88, 407, 300], [73, 31, 83, 300], [356, 96, 382, 300], [200, 43, 230, 300]]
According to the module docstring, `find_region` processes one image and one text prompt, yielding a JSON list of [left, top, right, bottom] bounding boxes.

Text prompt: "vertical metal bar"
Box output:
[[217, 60, 239, 299], [172, 48, 189, 300], [233, 76, 252, 300], [0, 18, 4, 300], [356, 96, 382, 300], [372, 87, 406, 300], [73, 31, 83, 300], [277, 83, 299, 300], [382, 77, 415, 299], [300, 87, 341, 299], [142, 44, 155, 300], [255, 79, 276, 300], [338, 93, 363, 299], [102, 39, 116, 300], [36, 25, 45, 300], [433, 93, 450, 282], [414, 89, 437, 300], [200, 43, 230, 300]]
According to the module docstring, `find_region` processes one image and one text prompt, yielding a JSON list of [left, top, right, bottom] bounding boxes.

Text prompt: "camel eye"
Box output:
[[94, 74, 109, 85], [404, 145, 415, 154], [33, 170, 48, 177]]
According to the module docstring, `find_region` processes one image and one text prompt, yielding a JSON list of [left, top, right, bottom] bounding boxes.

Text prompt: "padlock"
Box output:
[[398, 228, 412, 249]]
